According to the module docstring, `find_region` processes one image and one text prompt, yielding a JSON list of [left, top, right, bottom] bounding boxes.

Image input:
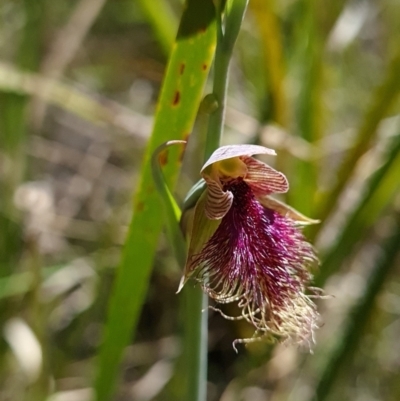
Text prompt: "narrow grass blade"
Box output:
[[137, 0, 177, 55], [288, 0, 322, 216], [316, 49, 400, 224], [0, 266, 61, 299], [312, 216, 400, 401], [0, 0, 44, 218], [0, 61, 149, 136], [317, 131, 400, 287], [249, 0, 287, 127], [93, 1, 216, 400]]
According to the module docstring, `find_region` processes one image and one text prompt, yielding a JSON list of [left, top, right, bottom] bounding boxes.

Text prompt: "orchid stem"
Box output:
[[183, 284, 208, 401], [204, 0, 249, 160], [185, 2, 249, 401], [203, 39, 230, 159]]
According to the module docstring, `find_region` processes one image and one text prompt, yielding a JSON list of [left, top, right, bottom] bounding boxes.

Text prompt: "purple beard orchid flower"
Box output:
[[179, 144, 320, 349]]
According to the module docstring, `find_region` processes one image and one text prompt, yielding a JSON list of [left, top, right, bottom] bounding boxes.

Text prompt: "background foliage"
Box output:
[[0, 0, 400, 400]]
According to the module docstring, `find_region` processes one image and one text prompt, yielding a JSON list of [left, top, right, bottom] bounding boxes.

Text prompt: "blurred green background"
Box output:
[[1, 0, 400, 400]]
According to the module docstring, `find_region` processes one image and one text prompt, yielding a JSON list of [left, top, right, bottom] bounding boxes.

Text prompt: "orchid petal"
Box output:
[[242, 156, 288, 195], [201, 144, 276, 173], [203, 176, 234, 220]]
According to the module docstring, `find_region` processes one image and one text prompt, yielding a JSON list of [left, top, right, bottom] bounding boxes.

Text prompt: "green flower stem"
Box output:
[[182, 284, 208, 401], [155, 3, 249, 400], [204, 48, 230, 159], [204, 0, 249, 160], [184, 2, 249, 401]]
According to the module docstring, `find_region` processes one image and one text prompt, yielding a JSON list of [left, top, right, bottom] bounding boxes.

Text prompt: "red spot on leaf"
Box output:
[[136, 201, 144, 212], [179, 63, 185, 75], [159, 150, 168, 166], [202, 63, 208, 71], [172, 90, 181, 106]]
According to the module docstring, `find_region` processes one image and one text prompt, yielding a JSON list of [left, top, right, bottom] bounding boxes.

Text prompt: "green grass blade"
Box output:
[[137, 0, 177, 56], [316, 49, 400, 224], [249, 0, 287, 127], [183, 285, 208, 401], [288, 0, 322, 216], [0, 0, 44, 271], [317, 131, 400, 287], [93, 1, 216, 400], [312, 216, 400, 401], [0, 266, 62, 299]]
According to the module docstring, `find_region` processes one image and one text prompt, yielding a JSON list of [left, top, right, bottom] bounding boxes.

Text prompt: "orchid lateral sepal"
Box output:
[[178, 190, 221, 293], [259, 196, 320, 226]]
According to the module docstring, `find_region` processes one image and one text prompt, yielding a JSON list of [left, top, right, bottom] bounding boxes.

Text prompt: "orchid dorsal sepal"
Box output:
[[201, 144, 276, 173], [151, 140, 187, 268]]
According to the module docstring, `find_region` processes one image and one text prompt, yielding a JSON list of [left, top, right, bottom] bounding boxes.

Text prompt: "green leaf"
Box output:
[[93, 1, 216, 400]]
